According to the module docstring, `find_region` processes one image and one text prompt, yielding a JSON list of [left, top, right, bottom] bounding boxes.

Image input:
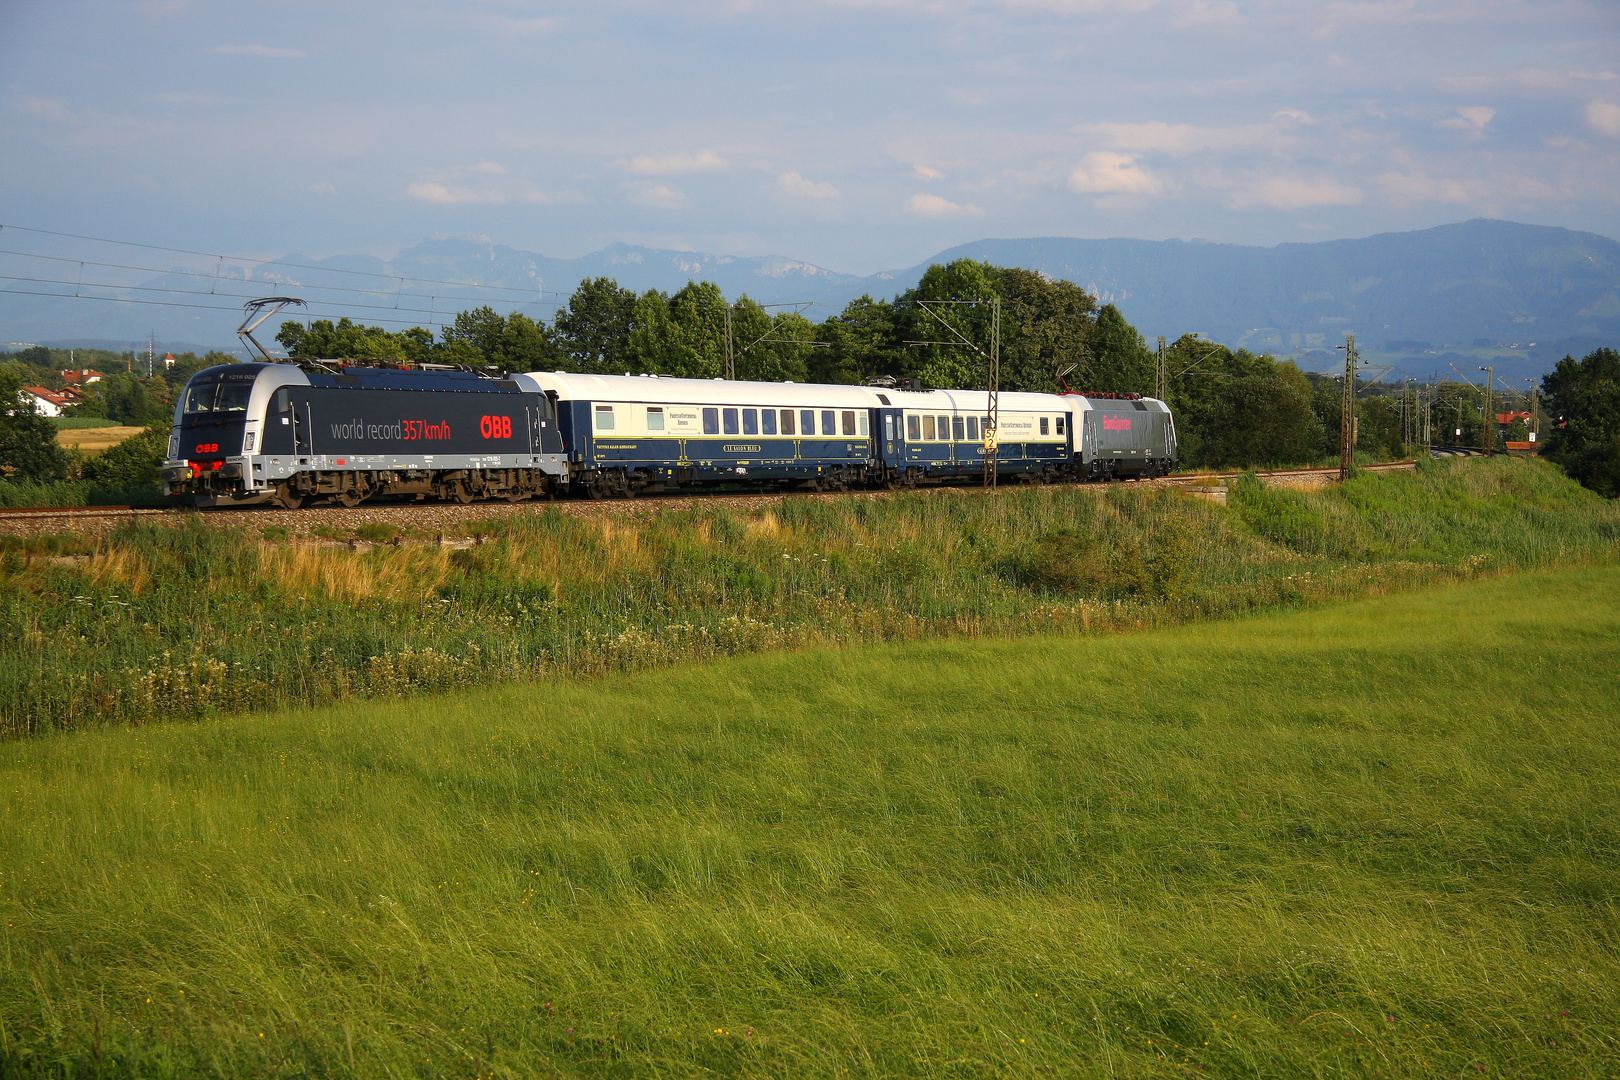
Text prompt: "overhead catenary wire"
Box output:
[[0, 248, 563, 306], [0, 272, 558, 323], [0, 286, 473, 331], [0, 223, 567, 299]]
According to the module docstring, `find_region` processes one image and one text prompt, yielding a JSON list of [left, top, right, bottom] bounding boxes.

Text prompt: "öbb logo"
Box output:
[[194, 442, 220, 454], [480, 415, 513, 439]]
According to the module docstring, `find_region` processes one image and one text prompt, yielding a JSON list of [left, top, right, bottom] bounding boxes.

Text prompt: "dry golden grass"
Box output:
[[54, 426, 146, 453]]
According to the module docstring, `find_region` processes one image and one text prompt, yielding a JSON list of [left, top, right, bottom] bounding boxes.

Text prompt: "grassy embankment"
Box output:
[[1, 564, 1617, 1077], [2, 456, 1617, 737]]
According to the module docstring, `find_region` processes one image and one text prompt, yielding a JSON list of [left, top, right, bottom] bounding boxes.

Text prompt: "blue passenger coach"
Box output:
[[526, 373, 1156, 495]]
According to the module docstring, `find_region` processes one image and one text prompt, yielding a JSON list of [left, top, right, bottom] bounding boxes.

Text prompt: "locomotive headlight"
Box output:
[[167, 434, 179, 458], [244, 432, 256, 452]]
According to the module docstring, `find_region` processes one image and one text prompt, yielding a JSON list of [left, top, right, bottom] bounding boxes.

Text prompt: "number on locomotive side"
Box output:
[[479, 415, 512, 439]]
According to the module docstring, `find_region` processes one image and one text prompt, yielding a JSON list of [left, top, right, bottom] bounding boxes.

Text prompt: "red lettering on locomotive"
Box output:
[[194, 443, 219, 454], [480, 415, 512, 439]]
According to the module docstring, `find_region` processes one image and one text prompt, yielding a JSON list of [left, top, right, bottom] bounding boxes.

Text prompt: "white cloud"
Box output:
[[405, 182, 505, 205], [473, 161, 507, 174], [626, 183, 688, 209], [14, 95, 77, 124], [1587, 100, 1620, 138], [1438, 106, 1495, 133], [209, 44, 305, 58], [1067, 151, 1164, 195], [1230, 176, 1362, 210], [903, 193, 984, 217], [623, 151, 728, 176], [1074, 121, 1271, 156], [912, 164, 946, 181], [1373, 171, 1470, 206], [311, 182, 336, 195], [778, 171, 840, 200]]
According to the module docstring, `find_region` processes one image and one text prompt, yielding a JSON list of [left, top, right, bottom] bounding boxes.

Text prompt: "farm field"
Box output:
[[2, 563, 1617, 1078], [3, 456, 1618, 737], [52, 425, 146, 453]]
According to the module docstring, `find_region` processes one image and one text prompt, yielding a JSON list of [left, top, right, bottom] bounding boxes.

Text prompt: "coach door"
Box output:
[[879, 408, 905, 468]]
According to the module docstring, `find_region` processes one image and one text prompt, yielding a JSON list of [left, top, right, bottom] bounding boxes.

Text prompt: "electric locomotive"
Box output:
[[161, 362, 568, 507]]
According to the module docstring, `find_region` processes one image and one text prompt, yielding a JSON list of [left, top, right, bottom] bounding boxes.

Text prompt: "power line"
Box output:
[[0, 286, 466, 330], [0, 271, 558, 322], [0, 223, 565, 298], [0, 247, 564, 305]]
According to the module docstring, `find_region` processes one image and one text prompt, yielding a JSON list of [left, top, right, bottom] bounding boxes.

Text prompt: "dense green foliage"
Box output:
[[0, 457, 1613, 737], [1542, 346, 1620, 497], [0, 367, 72, 483], [1, 564, 1616, 1077]]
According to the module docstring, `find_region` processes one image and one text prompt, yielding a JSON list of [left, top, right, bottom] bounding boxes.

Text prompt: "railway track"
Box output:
[[0, 460, 1420, 537]]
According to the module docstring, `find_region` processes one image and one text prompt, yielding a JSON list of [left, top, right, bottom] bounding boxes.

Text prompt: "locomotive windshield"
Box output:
[[183, 379, 254, 415]]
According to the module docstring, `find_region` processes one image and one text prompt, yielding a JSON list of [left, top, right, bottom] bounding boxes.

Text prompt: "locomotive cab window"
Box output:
[[703, 408, 719, 434], [762, 410, 777, 435], [743, 408, 759, 435], [781, 409, 796, 435], [907, 415, 920, 440], [646, 407, 665, 431], [595, 405, 615, 431], [723, 408, 740, 435], [841, 410, 856, 436]]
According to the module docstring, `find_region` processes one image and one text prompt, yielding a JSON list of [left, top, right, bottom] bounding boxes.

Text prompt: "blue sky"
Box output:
[[3, 0, 1618, 274]]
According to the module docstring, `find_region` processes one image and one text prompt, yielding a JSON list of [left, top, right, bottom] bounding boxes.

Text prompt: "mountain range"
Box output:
[[4, 219, 1617, 382]]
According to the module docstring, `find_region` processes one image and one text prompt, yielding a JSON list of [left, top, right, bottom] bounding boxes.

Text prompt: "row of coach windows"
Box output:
[[593, 404, 871, 437], [701, 407, 867, 437], [904, 414, 1065, 440]]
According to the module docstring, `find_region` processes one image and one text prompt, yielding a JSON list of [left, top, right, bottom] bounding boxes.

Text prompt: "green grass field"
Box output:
[[2, 564, 1617, 1077]]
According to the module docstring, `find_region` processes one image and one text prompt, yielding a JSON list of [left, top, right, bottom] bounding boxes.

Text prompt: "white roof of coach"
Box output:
[[516, 372, 1079, 414], [517, 372, 887, 409]]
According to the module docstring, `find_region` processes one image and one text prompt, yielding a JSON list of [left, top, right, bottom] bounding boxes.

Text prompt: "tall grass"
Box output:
[[0, 565, 1616, 1077], [0, 456, 1615, 736]]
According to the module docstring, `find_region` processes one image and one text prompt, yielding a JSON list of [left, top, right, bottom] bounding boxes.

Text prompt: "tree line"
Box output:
[[0, 260, 1614, 495]]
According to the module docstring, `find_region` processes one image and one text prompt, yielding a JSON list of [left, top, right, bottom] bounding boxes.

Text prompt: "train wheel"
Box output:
[[336, 488, 364, 508], [453, 481, 477, 505], [274, 484, 304, 510]]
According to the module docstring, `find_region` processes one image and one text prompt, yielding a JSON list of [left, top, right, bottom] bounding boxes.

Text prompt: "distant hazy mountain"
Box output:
[[3, 219, 1616, 381]]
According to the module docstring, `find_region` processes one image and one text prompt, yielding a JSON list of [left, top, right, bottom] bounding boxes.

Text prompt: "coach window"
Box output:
[[967, 415, 979, 440], [1040, 416, 1050, 435], [762, 409, 777, 435], [801, 410, 816, 436], [952, 416, 965, 441], [907, 415, 920, 440], [841, 410, 856, 436], [703, 407, 719, 434], [922, 415, 936, 440], [723, 408, 740, 435], [937, 415, 950, 440], [595, 405, 615, 431], [821, 410, 836, 435], [743, 408, 759, 435], [781, 409, 795, 435], [981, 415, 991, 432], [1056, 415, 1065, 435], [858, 413, 869, 436], [646, 407, 665, 431]]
